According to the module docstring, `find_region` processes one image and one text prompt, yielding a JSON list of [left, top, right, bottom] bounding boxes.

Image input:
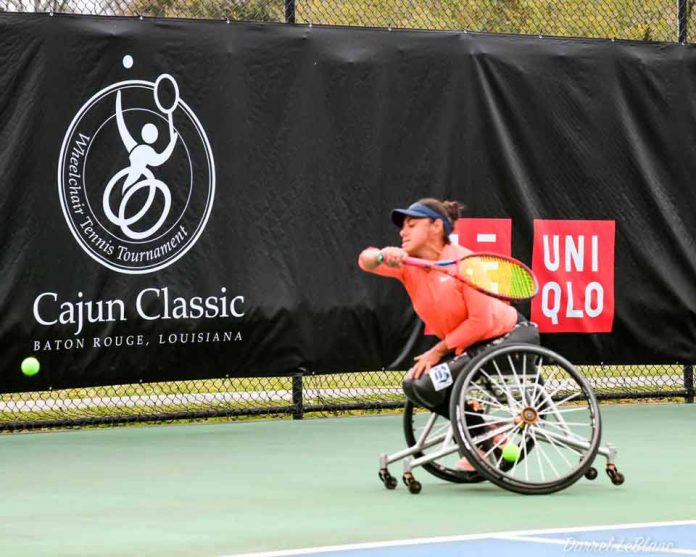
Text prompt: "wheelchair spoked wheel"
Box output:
[[403, 400, 485, 484], [450, 344, 602, 495]]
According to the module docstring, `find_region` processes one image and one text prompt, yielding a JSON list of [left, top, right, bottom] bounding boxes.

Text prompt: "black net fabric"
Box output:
[[0, 2, 693, 430]]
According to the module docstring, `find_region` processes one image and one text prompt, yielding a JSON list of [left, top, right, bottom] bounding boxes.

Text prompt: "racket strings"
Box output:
[[458, 256, 537, 300]]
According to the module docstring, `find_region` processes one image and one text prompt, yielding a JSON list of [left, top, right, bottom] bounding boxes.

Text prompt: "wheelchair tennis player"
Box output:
[[359, 198, 625, 495], [358, 198, 539, 471]]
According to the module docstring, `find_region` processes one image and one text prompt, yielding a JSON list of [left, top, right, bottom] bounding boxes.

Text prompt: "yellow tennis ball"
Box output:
[[21, 356, 40, 377], [502, 443, 520, 463]]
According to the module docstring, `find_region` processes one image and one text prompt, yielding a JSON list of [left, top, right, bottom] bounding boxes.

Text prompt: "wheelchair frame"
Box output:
[[379, 343, 625, 495]]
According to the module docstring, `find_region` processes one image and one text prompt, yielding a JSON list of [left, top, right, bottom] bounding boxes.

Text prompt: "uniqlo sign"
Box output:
[[531, 220, 615, 333], [453, 218, 512, 255]]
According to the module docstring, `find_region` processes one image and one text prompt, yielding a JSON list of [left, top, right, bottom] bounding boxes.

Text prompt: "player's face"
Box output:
[[400, 217, 433, 254]]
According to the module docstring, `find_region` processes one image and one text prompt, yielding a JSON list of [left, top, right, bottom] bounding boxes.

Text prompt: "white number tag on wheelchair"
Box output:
[[429, 363, 453, 391]]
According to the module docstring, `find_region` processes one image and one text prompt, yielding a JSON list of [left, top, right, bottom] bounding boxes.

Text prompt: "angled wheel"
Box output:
[[450, 344, 601, 495], [403, 400, 485, 484]]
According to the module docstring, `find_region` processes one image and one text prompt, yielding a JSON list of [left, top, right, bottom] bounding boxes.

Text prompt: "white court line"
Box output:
[[224, 520, 696, 557], [496, 534, 696, 555]]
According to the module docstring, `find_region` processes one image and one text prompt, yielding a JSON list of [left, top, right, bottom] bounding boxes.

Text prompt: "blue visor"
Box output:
[[391, 202, 453, 235]]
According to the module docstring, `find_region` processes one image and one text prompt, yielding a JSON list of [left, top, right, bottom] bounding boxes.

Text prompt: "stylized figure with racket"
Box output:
[[358, 198, 540, 471], [103, 74, 179, 240]]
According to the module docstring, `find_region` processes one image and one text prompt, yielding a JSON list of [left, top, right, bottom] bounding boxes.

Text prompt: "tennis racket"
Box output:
[[403, 253, 538, 301]]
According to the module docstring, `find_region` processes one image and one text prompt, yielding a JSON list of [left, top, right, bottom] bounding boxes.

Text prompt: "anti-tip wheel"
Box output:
[[585, 467, 598, 480], [402, 473, 422, 494], [407, 479, 422, 494]]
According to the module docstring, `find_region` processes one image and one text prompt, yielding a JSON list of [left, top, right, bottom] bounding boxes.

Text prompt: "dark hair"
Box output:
[[417, 198, 465, 243]]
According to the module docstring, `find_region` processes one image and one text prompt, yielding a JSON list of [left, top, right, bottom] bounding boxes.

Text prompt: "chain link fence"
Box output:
[[2, 0, 695, 43], [1, 364, 693, 431]]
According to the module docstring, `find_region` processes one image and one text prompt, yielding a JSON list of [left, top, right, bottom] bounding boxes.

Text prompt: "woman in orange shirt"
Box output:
[[358, 198, 539, 425]]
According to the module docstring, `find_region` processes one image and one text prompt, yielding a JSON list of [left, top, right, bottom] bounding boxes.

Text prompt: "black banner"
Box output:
[[1, 14, 696, 391]]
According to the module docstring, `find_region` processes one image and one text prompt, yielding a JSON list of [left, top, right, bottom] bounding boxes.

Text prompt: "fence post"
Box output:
[[285, 0, 296, 24], [292, 369, 304, 419], [684, 365, 694, 403], [678, 0, 688, 43]]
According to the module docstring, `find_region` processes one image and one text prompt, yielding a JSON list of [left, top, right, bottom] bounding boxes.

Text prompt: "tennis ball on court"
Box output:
[[21, 356, 40, 377], [502, 443, 520, 463]]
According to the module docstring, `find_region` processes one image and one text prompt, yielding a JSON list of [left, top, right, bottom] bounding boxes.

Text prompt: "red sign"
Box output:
[[453, 218, 512, 255], [530, 220, 615, 333]]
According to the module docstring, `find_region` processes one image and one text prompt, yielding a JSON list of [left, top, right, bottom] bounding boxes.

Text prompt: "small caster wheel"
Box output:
[[407, 480, 422, 494], [585, 467, 598, 480], [402, 472, 422, 494], [606, 465, 625, 486], [379, 469, 397, 490]]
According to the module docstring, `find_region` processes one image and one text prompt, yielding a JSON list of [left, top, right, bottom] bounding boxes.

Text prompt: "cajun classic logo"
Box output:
[[58, 62, 215, 274]]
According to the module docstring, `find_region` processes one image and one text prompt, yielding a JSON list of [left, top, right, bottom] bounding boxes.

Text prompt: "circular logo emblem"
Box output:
[[58, 75, 215, 274]]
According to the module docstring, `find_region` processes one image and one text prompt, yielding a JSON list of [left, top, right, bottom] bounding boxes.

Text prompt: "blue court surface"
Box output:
[[230, 521, 696, 557]]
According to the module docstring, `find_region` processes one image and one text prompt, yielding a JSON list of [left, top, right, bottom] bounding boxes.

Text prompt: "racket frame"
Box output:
[[403, 252, 538, 301]]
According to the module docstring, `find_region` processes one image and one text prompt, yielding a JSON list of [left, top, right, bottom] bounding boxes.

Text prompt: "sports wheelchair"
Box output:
[[379, 343, 625, 495]]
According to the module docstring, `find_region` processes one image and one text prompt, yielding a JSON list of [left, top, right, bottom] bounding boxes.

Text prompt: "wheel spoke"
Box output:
[[472, 421, 517, 448], [465, 393, 509, 412], [481, 428, 512, 460], [537, 406, 589, 415], [521, 354, 528, 406], [507, 427, 527, 475], [492, 360, 523, 411], [530, 427, 546, 482], [530, 428, 561, 478], [533, 425, 575, 468], [529, 357, 549, 406], [507, 354, 527, 407], [551, 391, 583, 407], [537, 426, 594, 452], [542, 420, 591, 428], [464, 413, 514, 431], [476, 367, 513, 402], [539, 420, 592, 446], [534, 379, 572, 407], [535, 389, 588, 435], [522, 429, 530, 482]]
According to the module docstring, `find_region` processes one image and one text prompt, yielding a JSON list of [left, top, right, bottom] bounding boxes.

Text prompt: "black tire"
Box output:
[[585, 467, 598, 480], [403, 400, 485, 484], [450, 344, 602, 495]]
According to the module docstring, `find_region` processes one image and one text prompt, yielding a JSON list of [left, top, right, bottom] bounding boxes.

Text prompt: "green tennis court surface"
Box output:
[[0, 403, 694, 556]]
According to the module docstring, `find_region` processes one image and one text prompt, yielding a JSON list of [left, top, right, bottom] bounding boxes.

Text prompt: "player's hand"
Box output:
[[409, 348, 443, 380], [379, 247, 408, 268]]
